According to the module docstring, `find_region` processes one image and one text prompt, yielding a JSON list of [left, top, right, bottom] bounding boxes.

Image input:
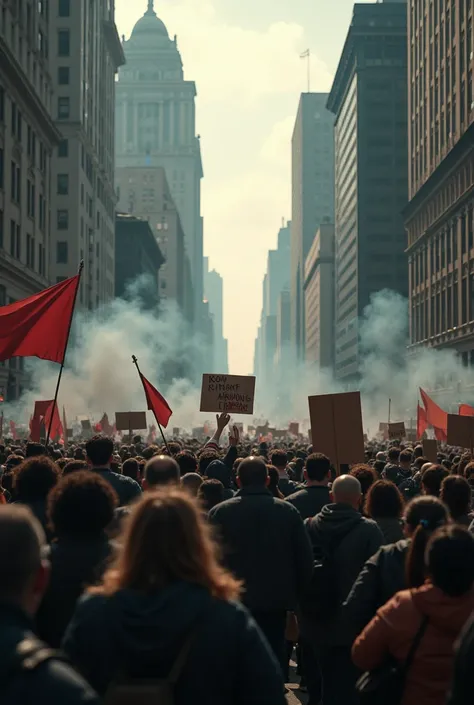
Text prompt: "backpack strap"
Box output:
[[402, 614, 429, 674], [167, 633, 195, 684]]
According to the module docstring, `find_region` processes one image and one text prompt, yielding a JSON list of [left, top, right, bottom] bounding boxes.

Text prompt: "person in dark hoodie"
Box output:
[[62, 488, 286, 705], [0, 505, 99, 704], [382, 446, 401, 484], [13, 456, 60, 540], [205, 459, 235, 500], [270, 449, 299, 497], [36, 472, 118, 647], [86, 435, 141, 507], [301, 474, 383, 705], [286, 452, 331, 519]]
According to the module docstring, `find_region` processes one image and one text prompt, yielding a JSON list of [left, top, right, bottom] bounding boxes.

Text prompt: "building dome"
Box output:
[[130, 1, 169, 41]]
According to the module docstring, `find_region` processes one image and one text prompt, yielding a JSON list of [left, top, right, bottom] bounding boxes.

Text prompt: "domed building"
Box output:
[[115, 1, 203, 328]]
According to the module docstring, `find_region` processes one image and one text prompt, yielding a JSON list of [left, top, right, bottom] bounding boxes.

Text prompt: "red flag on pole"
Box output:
[[419, 388, 448, 436], [417, 404, 428, 439], [138, 373, 172, 428], [0, 274, 81, 363], [459, 403, 474, 416], [30, 400, 63, 442], [9, 421, 17, 440], [99, 413, 113, 436]]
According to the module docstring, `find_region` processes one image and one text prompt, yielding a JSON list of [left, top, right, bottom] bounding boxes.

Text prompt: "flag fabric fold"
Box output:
[[0, 274, 80, 363], [30, 400, 63, 442], [459, 403, 474, 417], [139, 373, 172, 428], [420, 388, 448, 437], [417, 404, 428, 439]]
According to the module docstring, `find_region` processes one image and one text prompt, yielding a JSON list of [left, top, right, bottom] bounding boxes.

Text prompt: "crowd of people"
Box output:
[[1, 411, 474, 704]]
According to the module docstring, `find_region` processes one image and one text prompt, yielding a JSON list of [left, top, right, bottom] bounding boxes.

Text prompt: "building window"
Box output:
[[0, 148, 3, 189], [57, 209, 68, 229], [57, 97, 70, 119], [39, 194, 46, 231], [0, 85, 4, 123], [58, 66, 70, 85], [27, 234, 35, 269], [58, 29, 70, 56], [10, 161, 20, 203], [27, 180, 35, 218], [58, 138, 68, 157], [58, 0, 70, 17], [57, 173, 69, 195], [0, 210, 3, 249], [56, 241, 68, 264]]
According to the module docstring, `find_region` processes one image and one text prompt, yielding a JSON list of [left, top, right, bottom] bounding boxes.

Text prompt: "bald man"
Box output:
[[143, 455, 180, 489]]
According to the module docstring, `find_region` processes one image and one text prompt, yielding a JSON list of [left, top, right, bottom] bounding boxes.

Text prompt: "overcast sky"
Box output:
[[115, 0, 371, 375]]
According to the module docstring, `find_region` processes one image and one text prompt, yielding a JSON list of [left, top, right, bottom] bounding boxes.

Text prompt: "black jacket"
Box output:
[[278, 476, 299, 498], [0, 602, 98, 705], [37, 534, 112, 647], [209, 486, 313, 611], [62, 582, 286, 705], [374, 517, 404, 545], [90, 467, 141, 506], [303, 503, 383, 646], [286, 485, 331, 520], [449, 612, 474, 705], [205, 460, 235, 500], [342, 538, 409, 642]]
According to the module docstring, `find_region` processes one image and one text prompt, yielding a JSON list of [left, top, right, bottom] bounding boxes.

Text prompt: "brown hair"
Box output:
[[404, 496, 450, 588], [90, 488, 241, 601], [365, 480, 404, 519], [350, 464, 378, 496]]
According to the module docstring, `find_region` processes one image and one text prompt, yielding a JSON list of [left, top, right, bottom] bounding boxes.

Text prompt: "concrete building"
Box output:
[[405, 0, 474, 366], [291, 94, 335, 360], [49, 0, 124, 310], [204, 257, 228, 373], [0, 0, 61, 400], [115, 213, 164, 308], [116, 165, 193, 321], [328, 1, 408, 384], [274, 289, 292, 377], [304, 223, 335, 370], [115, 1, 204, 330]]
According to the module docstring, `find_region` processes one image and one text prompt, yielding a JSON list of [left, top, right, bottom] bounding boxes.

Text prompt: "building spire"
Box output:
[[146, 1, 155, 14]]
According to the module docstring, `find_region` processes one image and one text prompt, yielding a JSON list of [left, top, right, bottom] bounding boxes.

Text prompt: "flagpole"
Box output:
[[131, 355, 171, 454], [307, 50, 311, 93], [46, 261, 84, 446]]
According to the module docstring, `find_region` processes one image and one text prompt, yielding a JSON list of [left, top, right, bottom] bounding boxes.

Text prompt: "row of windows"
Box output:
[[0, 212, 46, 276], [0, 87, 49, 174]]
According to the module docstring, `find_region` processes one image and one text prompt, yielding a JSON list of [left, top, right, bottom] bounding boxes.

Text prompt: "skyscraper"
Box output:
[[50, 0, 124, 308], [304, 223, 335, 370], [290, 93, 335, 360], [203, 258, 228, 373], [115, 1, 204, 331], [328, 1, 408, 384]]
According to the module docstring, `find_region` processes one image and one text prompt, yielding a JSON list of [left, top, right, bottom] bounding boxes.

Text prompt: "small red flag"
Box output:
[[417, 404, 428, 439], [459, 403, 474, 417], [9, 421, 17, 440], [99, 413, 113, 436], [0, 274, 80, 363], [139, 373, 172, 428], [420, 388, 448, 436], [30, 400, 63, 442]]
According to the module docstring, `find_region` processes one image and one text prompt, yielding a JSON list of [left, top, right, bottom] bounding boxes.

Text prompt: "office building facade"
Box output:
[[328, 1, 408, 383], [204, 257, 228, 373], [304, 223, 335, 369]]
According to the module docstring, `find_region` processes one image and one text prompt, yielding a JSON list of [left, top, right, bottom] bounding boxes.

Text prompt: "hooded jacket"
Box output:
[[374, 517, 405, 545], [303, 503, 383, 646], [0, 602, 99, 705], [205, 460, 234, 500], [62, 581, 286, 705], [286, 484, 331, 520], [352, 584, 474, 705]]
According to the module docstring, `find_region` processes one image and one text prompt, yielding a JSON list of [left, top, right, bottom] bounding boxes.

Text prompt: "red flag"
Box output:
[[434, 426, 448, 443], [417, 404, 428, 439], [93, 421, 102, 433], [139, 373, 172, 428], [30, 400, 63, 442], [9, 421, 17, 440], [459, 404, 474, 416], [99, 413, 113, 436], [0, 274, 80, 363], [420, 388, 448, 436]]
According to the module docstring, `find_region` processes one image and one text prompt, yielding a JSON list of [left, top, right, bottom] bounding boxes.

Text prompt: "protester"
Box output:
[[62, 489, 286, 704], [143, 454, 180, 488], [0, 506, 99, 703], [364, 479, 404, 544], [205, 459, 235, 499], [352, 526, 474, 705], [267, 465, 285, 498], [440, 475, 474, 526], [449, 613, 474, 705], [286, 453, 331, 519], [382, 447, 401, 483], [343, 495, 450, 640], [422, 464, 450, 497], [122, 458, 140, 483], [175, 450, 198, 476], [14, 456, 60, 539], [209, 456, 313, 674], [86, 435, 141, 506], [301, 474, 383, 705], [197, 478, 225, 512], [270, 449, 299, 497], [181, 472, 203, 496], [62, 459, 89, 476]]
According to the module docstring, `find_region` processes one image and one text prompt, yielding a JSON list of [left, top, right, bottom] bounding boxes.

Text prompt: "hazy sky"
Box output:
[[115, 0, 371, 375]]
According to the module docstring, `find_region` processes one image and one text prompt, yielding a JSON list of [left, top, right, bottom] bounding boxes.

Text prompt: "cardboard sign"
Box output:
[[289, 422, 299, 436], [67, 429, 73, 438], [273, 430, 286, 439], [115, 411, 147, 431], [256, 424, 269, 437], [308, 391, 365, 470], [447, 414, 474, 448], [81, 419, 92, 431], [200, 374, 256, 415], [422, 439, 438, 463], [388, 422, 406, 440]]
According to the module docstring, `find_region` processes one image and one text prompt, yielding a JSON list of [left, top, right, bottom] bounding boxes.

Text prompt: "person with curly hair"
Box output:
[[36, 471, 118, 647], [364, 480, 405, 544], [14, 456, 60, 539]]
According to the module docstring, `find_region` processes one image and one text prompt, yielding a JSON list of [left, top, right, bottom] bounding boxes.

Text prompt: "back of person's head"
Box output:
[[14, 456, 59, 502], [144, 455, 180, 489], [305, 453, 331, 482], [181, 472, 203, 497], [73, 447, 86, 461], [269, 449, 287, 470], [405, 495, 450, 588], [332, 474, 362, 509], [374, 459, 386, 475], [421, 464, 450, 497], [426, 525, 474, 596], [62, 459, 89, 476], [413, 456, 428, 470], [464, 461, 474, 481], [26, 442, 46, 458], [48, 471, 118, 538], [350, 464, 378, 496], [237, 456, 268, 488], [141, 445, 161, 461], [176, 450, 198, 476], [267, 465, 284, 498], [399, 450, 413, 466], [122, 458, 139, 482], [166, 442, 182, 457], [440, 475, 472, 521], [198, 479, 224, 511], [198, 449, 219, 476], [388, 447, 400, 463], [0, 505, 47, 613], [414, 445, 424, 458], [86, 435, 114, 467], [365, 479, 404, 519], [90, 489, 241, 600]]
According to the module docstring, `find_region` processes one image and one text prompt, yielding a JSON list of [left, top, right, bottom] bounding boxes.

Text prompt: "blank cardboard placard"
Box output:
[[422, 439, 438, 463], [308, 391, 365, 469], [67, 429, 73, 438], [200, 374, 256, 415], [447, 414, 474, 448], [273, 430, 286, 439], [80, 419, 91, 431], [115, 411, 147, 431], [388, 422, 406, 440], [289, 422, 299, 436], [172, 427, 180, 436]]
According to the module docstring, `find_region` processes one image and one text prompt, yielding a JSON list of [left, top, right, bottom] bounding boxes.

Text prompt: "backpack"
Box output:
[[103, 632, 194, 705], [300, 519, 352, 621]]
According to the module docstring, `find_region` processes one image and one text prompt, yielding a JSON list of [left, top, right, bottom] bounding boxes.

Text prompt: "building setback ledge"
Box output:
[[0, 251, 50, 293], [0, 38, 60, 146], [103, 20, 126, 68]]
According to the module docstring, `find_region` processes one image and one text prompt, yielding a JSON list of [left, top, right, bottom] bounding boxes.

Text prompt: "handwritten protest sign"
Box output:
[[388, 422, 406, 440], [200, 374, 256, 415]]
